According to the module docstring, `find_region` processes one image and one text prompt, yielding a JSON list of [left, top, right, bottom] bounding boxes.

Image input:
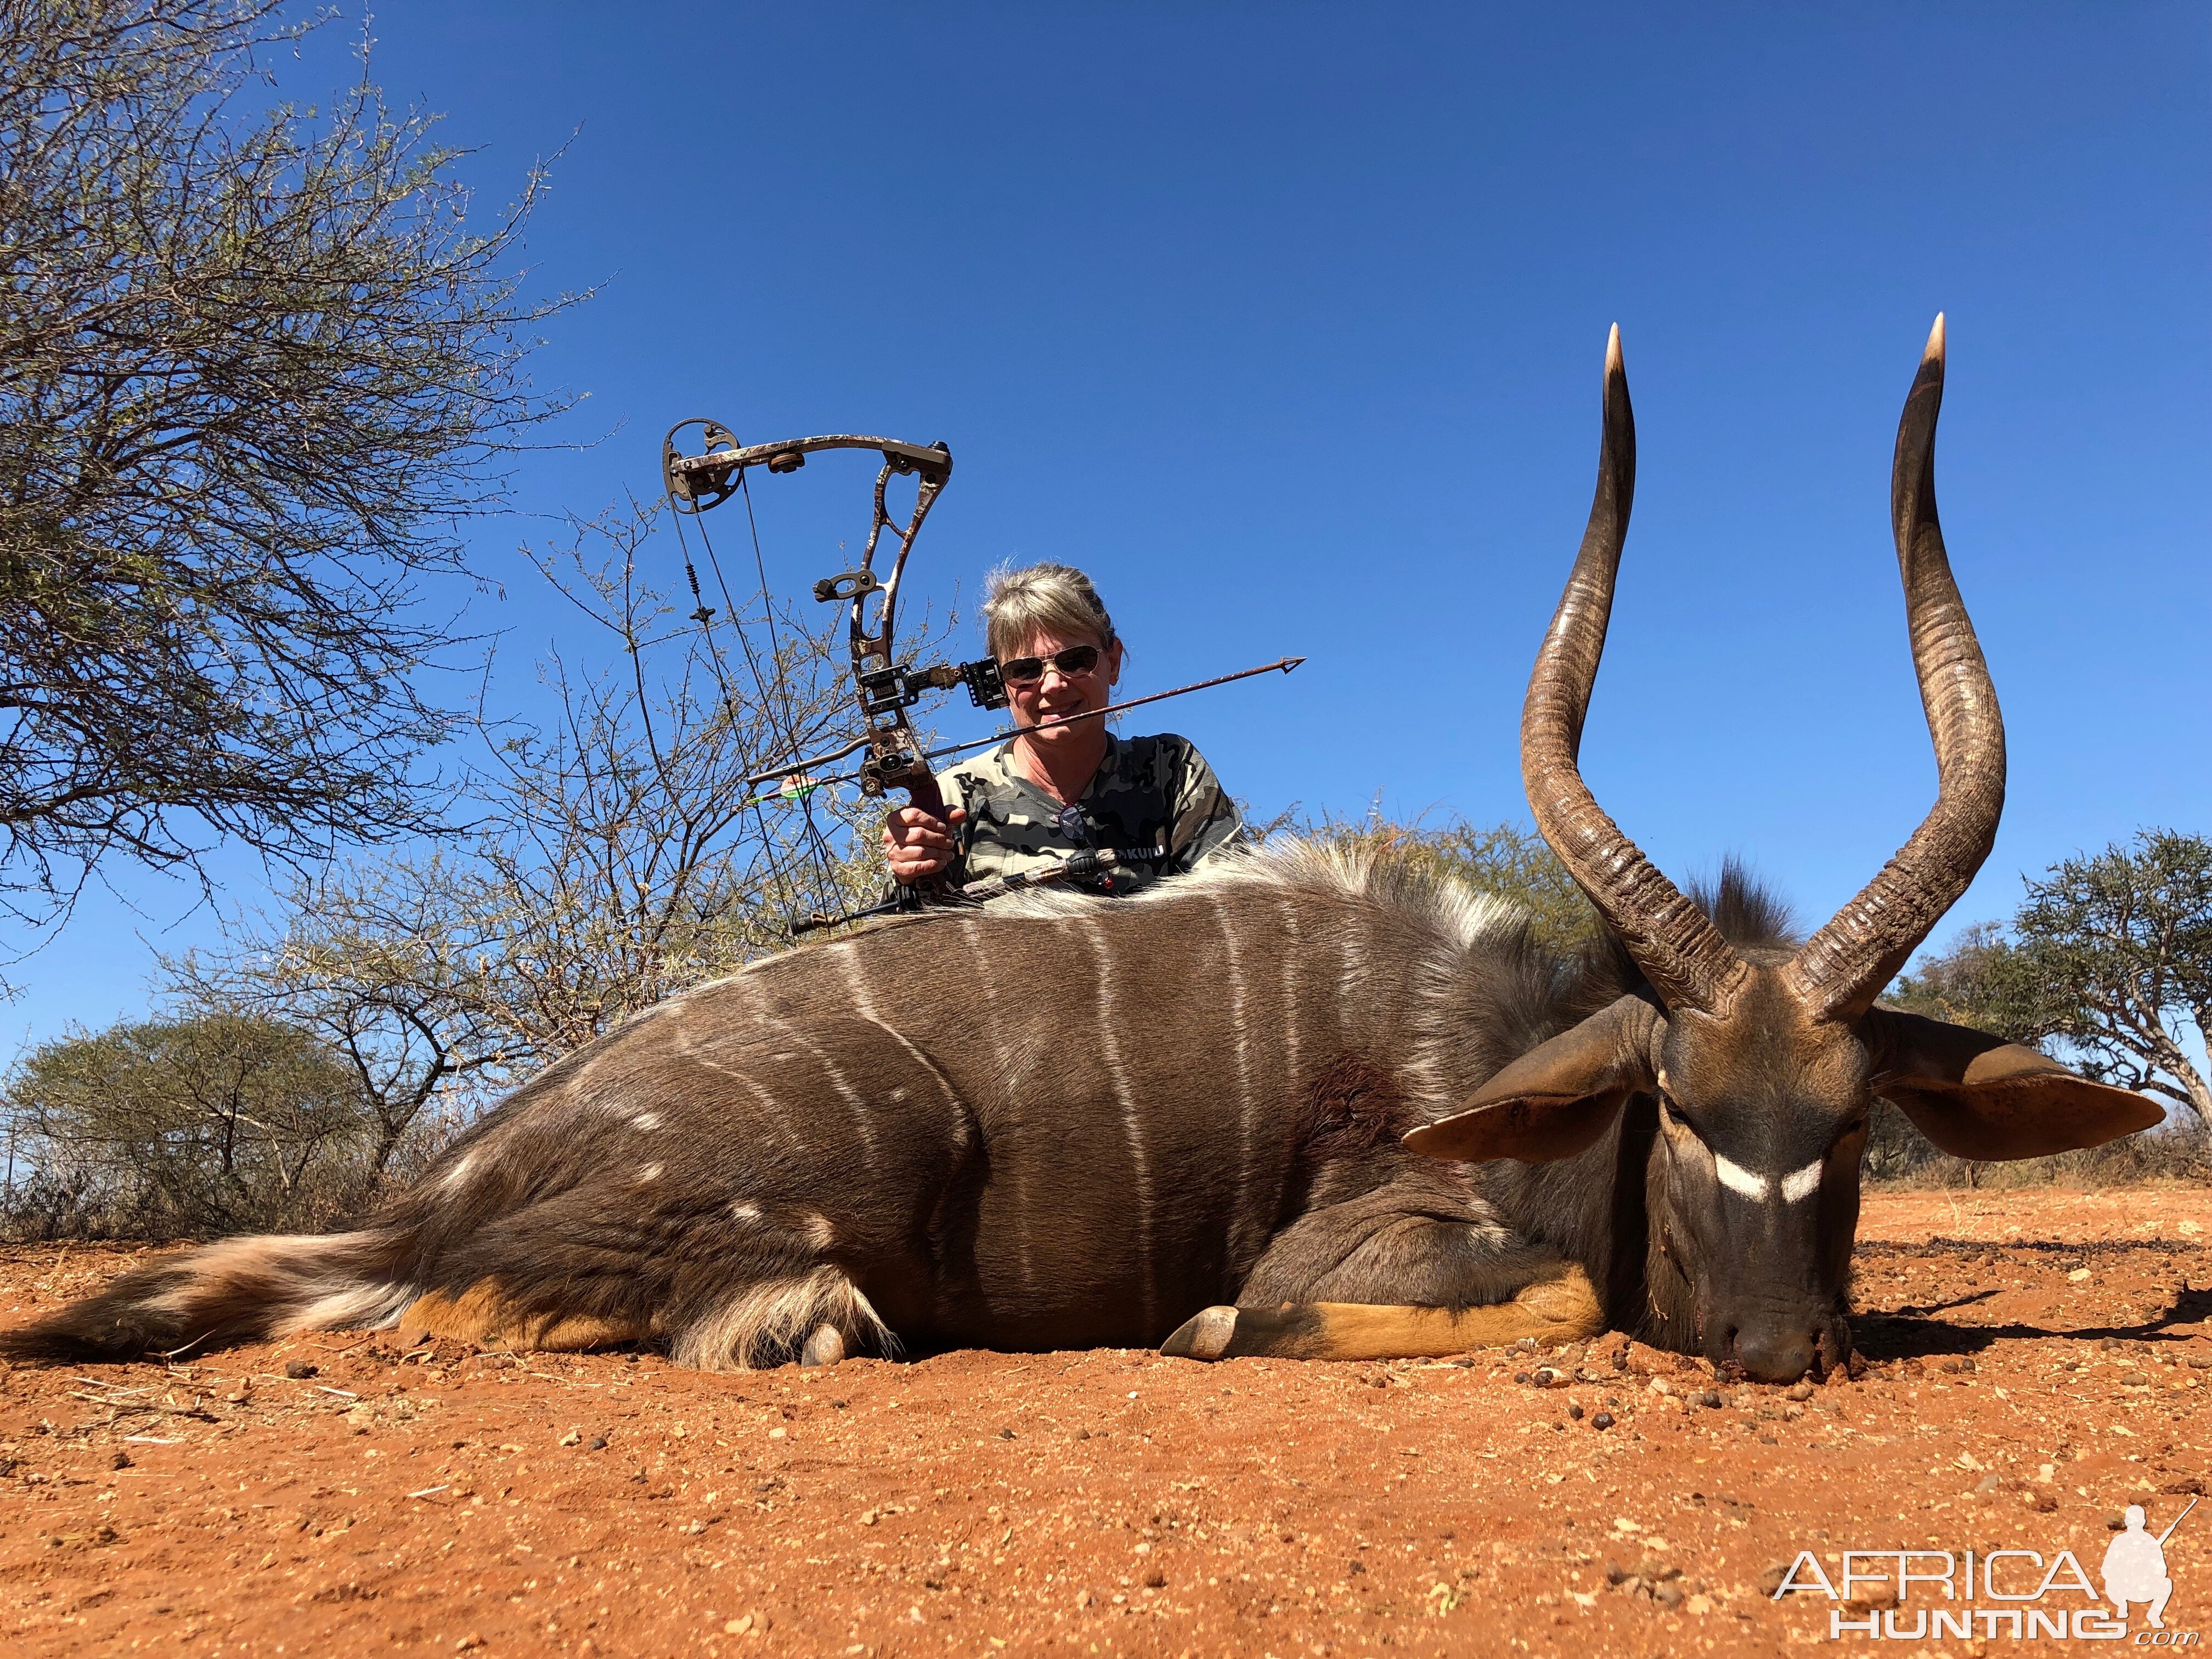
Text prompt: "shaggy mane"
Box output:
[[979, 837, 1525, 954]]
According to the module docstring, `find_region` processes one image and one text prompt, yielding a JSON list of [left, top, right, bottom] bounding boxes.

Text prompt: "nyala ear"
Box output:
[[1867, 1008, 2165, 1161], [1404, 995, 1659, 1164]]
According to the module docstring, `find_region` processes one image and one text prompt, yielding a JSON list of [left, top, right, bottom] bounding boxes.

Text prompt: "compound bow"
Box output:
[[662, 419, 1300, 934]]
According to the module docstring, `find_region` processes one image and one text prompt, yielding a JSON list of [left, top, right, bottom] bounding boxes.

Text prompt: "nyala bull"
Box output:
[[2, 318, 2157, 1384]]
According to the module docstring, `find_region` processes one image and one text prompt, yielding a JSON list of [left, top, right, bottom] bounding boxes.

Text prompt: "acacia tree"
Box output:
[[2006, 831, 2210, 1133], [5, 1011, 368, 1235], [163, 853, 514, 1182], [0, 0, 577, 930]]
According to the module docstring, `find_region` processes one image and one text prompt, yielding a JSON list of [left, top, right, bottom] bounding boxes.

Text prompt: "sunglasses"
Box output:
[[998, 644, 1101, 687]]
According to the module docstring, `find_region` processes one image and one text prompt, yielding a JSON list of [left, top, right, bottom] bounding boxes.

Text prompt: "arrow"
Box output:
[[748, 654, 1305, 799]]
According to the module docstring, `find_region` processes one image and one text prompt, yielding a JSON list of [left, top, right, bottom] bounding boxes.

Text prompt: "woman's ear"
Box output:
[[1104, 638, 1124, 689]]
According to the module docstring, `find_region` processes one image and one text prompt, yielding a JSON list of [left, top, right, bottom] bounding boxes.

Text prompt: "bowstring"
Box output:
[[697, 474, 851, 922], [664, 496, 837, 936]]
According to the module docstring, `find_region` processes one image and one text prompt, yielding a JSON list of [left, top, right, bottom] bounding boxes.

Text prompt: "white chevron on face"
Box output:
[[1779, 1159, 1825, 1204], [1712, 1152, 1825, 1204], [1712, 1152, 1769, 1201]]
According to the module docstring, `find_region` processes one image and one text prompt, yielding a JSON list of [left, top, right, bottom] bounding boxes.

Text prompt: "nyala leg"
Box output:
[[1161, 1268, 1603, 1361], [398, 1282, 654, 1352], [1161, 1185, 1604, 1361]]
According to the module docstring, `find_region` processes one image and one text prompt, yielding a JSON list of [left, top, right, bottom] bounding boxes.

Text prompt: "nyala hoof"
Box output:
[[799, 1325, 845, 1368], [1160, 1305, 1239, 1362]]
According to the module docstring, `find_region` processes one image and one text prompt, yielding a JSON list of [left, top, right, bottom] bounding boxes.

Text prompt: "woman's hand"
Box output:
[[883, 804, 967, 884]]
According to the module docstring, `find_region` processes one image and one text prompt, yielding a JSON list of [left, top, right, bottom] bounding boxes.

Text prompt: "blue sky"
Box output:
[[10, 3, 2208, 1051]]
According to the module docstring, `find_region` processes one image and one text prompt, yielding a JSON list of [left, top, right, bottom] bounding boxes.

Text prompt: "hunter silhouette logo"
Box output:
[[2107, 1500, 2194, 1631], [1771, 1497, 2198, 1643]]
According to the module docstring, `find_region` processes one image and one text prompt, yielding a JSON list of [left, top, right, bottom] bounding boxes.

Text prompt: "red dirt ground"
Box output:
[[3, 1188, 2208, 1658]]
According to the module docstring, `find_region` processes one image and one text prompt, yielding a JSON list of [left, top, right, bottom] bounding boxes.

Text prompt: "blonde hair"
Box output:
[[979, 563, 1119, 661]]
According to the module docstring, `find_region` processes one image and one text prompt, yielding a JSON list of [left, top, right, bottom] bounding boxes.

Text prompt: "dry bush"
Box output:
[[1, 1011, 382, 1239], [163, 500, 899, 1152], [0, 1, 578, 942]]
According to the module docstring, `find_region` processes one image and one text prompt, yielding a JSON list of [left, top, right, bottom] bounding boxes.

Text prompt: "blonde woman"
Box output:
[[883, 564, 1242, 896]]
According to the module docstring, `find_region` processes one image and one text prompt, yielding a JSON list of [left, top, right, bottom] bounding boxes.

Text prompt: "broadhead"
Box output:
[[1280, 656, 1306, 673], [1924, 312, 1945, 365]]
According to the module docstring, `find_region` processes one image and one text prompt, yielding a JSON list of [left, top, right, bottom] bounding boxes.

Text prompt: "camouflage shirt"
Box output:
[[938, 732, 1244, 897]]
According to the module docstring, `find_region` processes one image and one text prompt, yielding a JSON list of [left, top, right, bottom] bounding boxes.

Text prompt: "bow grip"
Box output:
[[886, 760, 956, 900], [902, 766, 949, 819], [864, 741, 953, 869]]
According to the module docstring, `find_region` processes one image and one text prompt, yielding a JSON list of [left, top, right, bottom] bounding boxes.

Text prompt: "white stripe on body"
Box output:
[[959, 915, 1030, 1291], [837, 941, 883, 1025], [854, 1014, 969, 1152], [958, 916, 1017, 1085], [674, 1018, 805, 1155], [1211, 896, 1258, 1267], [1082, 916, 1155, 1334], [1401, 941, 1463, 1114], [1337, 921, 1368, 1031], [1276, 896, 1304, 1097], [766, 1014, 880, 1176]]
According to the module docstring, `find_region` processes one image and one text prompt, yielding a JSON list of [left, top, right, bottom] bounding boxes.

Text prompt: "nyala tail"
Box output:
[[0, 1231, 415, 1363]]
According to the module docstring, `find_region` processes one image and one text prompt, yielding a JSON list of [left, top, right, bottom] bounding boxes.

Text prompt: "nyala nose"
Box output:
[[1731, 1325, 1817, 1384]]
